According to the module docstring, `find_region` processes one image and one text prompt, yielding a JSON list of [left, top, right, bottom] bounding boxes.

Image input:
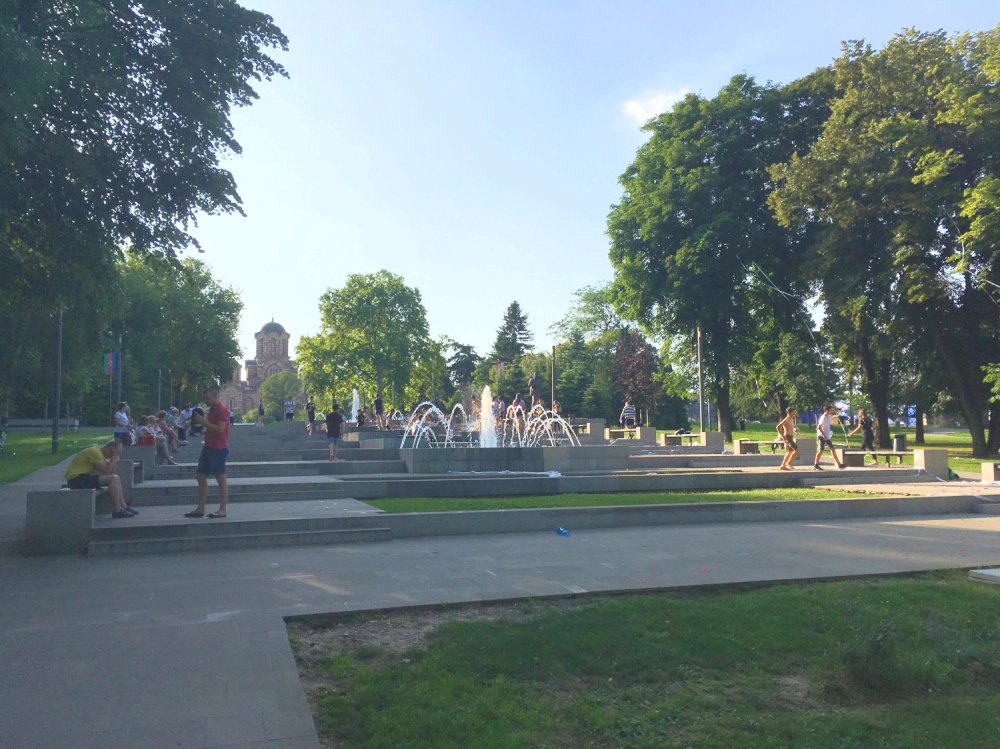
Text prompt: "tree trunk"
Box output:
[[714, 383, 733, 442], [858, 338, 892, 449], [376, 373, 384, 401], [987, 405, 1000, 456], [913, 403, 924, 444], [928, 327, 990, 457]]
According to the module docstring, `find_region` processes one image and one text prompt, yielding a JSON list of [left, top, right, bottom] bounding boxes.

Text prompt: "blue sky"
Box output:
[[188, 1, 999, 365]]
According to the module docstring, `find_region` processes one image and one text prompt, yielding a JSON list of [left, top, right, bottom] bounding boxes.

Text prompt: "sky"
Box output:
[[187, 1, 999, 367]]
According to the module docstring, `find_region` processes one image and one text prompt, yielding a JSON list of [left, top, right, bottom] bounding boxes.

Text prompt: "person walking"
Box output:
[[620, 399, 636, 437], [256, 400, 264, 429], [284, 398, 295, 421], [326, 404, 344, 461], [776, 407, 799, 470], [305, 396, 316, 435], [814, 405, 845, 470], [184, 388, 230, 518], [65, 440, 135, 518], [847, 408, 879, 465]]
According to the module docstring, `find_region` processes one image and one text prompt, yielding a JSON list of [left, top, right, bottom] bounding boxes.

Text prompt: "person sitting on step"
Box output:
[[64, 441, 136, 518]]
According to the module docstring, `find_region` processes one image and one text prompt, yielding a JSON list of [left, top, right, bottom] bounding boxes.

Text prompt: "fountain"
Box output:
[[350, 388, 360, 423], [399, 384, 579, 449]]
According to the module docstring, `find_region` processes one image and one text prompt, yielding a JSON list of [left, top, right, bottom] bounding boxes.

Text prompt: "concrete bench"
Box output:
[[982, 463, 1000, 483], [735, 439, 786, 455], [838, 449, 909, 467], [25, 489, 104, 555], [605, 426, 656, 445], [659, 434, 700, 447]]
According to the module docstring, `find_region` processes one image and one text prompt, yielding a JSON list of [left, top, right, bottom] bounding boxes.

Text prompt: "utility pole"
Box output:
[[696, 327, 704, 432], [157, 368, 162, 412], [550, 345, 555, 409], [52, 308, 63, 454], [116, 332, 123, 404]]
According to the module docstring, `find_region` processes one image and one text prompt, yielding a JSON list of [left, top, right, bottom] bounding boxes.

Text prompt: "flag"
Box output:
[[106, 352, 118, 376]]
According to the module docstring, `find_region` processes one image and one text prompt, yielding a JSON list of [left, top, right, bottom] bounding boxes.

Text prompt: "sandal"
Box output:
[[184, 511, 204, 518], [207, 512, 227, 519]]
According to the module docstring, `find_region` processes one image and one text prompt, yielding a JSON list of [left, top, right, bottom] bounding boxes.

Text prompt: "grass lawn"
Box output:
[[0, 429, 114, 485], [364, 488, 879, 514], [291, 571, 1000, 748]]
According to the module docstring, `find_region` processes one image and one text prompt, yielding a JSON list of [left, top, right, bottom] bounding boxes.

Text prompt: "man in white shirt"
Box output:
[[113, 402, 130, 446], [814, 405, 845, 470]]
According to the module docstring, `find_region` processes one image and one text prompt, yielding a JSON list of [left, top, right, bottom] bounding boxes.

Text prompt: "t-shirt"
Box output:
[[204, 402, 230, 450], [285, 401, 295, 414], [113, 411, 129, 434], [860, 415, 874, 439], [326, 411, 344, 438], [258, 403, 265, 415], [65, 447, 106, 480], [817, 413, 832, 440], [178, 408, 192, 426], [306, 402, 316, 418], [374, 398, 383, 414], [622, 405, 636, 422]]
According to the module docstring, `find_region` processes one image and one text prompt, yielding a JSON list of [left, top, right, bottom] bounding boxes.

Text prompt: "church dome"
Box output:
[[260, 321, 286, 335]]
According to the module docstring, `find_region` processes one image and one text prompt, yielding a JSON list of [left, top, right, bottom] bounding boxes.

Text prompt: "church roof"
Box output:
[[260, 320, 286, 335]]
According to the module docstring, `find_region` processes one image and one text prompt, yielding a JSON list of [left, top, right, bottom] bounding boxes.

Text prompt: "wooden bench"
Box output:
[[839, 450, 909, 467], [659, 434, 700, 447], [735, 439, 787, 455]]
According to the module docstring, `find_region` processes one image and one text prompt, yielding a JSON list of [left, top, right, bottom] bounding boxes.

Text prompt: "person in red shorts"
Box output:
[[184, 388, 230, 519]]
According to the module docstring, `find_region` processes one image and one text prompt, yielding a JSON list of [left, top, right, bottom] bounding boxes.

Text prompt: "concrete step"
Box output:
[[91, 512, 383, 540], [131, 476, 347, 505], [88, 526, 391, 555], [150, 459, 407, 480], [973, 503, 1000, 515], [131, 489, 347, 506]]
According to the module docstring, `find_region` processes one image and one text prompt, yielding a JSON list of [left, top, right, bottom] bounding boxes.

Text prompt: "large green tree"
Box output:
[[770, 27, 1000, 456], [608, 74, 832, 440], [298, 271, 432, 408]]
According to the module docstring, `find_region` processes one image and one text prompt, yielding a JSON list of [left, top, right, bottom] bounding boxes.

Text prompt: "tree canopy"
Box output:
[[298, 271, 432, 408]]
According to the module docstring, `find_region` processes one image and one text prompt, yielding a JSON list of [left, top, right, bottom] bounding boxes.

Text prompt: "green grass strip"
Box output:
[[297, 571, 1000, 749], [364, 488, 879, 513], [0, 430, 114, 485]]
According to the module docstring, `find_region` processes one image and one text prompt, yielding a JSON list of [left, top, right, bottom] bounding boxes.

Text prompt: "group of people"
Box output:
[[112, 401, 202, 466], [776, 405, 878, 470]]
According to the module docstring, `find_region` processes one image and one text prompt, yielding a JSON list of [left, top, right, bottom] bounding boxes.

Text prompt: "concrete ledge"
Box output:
[[25, 490, 96, 555], [380, 494, 982, 540]]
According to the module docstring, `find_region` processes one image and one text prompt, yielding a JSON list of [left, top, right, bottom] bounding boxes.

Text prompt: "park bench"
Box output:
[[734, 439, 787, 455], [838, 449, 910, 467], [659, 434, 701, 447], [25, 488, 111, 555]]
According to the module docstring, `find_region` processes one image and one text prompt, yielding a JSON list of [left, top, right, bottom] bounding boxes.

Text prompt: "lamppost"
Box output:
[[51, 307, 64, 454], [696, 327, 704, 433]]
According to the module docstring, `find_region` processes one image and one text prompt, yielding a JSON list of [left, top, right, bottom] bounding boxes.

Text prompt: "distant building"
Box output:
[[219, 320, 296, 416]]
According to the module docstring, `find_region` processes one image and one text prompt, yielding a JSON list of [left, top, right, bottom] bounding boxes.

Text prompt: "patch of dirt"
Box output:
[[775, 674, 817, 709]]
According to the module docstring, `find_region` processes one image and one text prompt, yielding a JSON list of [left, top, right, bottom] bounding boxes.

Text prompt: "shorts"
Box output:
[[784, 438, 798, 451], [196, 447, 228, 477], [624, 418, 635, 427], [285, 412, 294, 421], [67, 474, 101, 490], [818, 437, 835, 450], [327, 436, 340, 444], [308, 412, 315, 422], [115, 432, 130, 446]]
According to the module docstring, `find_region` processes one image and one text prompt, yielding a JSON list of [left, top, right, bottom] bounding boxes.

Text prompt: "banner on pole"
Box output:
[[106, 352, 118, 376]]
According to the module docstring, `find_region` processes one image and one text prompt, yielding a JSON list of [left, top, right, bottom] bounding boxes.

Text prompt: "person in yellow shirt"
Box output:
[[64, 441, 134, 518]]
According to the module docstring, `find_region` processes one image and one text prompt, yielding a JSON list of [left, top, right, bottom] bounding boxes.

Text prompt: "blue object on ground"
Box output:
[[556, 527, 569, 536]]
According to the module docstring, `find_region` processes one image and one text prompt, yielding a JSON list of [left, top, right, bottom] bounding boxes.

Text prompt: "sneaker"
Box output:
[[813, 464, 823, 471], [111, 509, 133, 519], [124, 506, 139, 516]]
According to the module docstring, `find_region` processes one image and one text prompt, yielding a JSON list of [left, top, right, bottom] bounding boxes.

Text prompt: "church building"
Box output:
[[219, 320, 297, 416]]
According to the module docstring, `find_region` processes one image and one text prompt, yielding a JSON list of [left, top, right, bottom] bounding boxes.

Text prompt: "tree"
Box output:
[[297, 271, 432, 409], [446, 341, 482, 388], [260, 371, 301, 422], [770, 27, 1000, 456], [489, 301, 533, 363], [608, 74, 831, 440]]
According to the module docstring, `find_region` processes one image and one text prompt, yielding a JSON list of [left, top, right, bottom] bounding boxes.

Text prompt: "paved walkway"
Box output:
[[3, 507, 1000, 748]]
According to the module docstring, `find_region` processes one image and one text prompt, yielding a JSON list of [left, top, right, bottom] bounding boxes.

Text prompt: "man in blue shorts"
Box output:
[[326, 404, 344, 461], [185, 388, 230, 518]]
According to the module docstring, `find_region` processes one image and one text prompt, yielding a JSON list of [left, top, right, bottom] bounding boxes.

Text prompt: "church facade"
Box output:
[[219, 320, 296, 416]]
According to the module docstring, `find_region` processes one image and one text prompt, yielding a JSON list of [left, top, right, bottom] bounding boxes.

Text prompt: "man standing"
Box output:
[[284, 398, 295, 421], [326, 404, 344, 461], [373, 395, 384, 430], [776, 407, 799, 470], [305, 396, 317, 435], [113, 402, 130, 445], [814, 405, 845, 470], [184, 388, 230, 518], [65, 440, 135, 518], [256, 400, 264, 429], [528, 372, 542, 406], [848, 408, 878, 465]]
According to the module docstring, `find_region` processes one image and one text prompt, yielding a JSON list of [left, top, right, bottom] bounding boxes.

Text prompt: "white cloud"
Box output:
[[622, 87, 691, 125]]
